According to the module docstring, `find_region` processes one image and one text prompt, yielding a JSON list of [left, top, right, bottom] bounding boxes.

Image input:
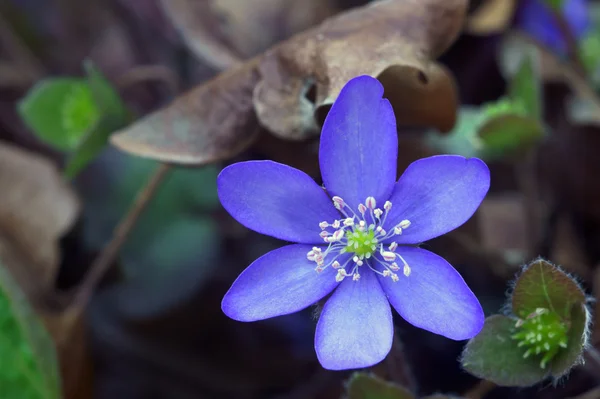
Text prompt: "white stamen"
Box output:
[[353, 273, 361, 281], [399, 220, 411, 229], [358, 203, 367, 215], [332, 229, 344, 242], [319, 221, 329, 230], [389, 242, 398, 251], [384, 201, 392, 211], [390, 262, 399, 271], [319, 231, 330, 238], [332, 261, 341, 269], [391, 273, 399, 282], [394, 227, 402, 235], [374, 209, 383, 218], [335, 269, 347, 282], [403, 264, 411, 277], [332, 220, 341, 229], [381, 250, 396, 262], [365, 197, 376, 210], [343, 217, 354, 226]]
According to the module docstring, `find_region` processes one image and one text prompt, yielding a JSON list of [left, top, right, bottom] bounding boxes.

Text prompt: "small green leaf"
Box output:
[[346, 373, 415, 399], [0, 264, 61, 399], [548, 303, 589, 377], [511, 259, 586, 319], [508, 53, 542, 120], [64, 62, 131, 178], [84, 61, 128, 125], [461, 315, 550, 387], [18, 78, 99, 151], [426, 107, 485, 158], [477, 114, 544, 159]]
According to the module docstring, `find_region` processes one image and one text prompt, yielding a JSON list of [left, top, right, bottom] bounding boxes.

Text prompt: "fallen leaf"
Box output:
[[466, 0, 518, 35], [0, 140, 80, 296], [0, 140, 90, 399], [111, 0, 467, 164], [161, 0, 339, 70]]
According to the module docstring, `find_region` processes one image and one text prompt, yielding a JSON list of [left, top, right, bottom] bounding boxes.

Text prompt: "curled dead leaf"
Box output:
[[0, 140, 89, 399], [112, 0, 467, 164], [0, 141, 79, 296], [161, 0, 340, 70]]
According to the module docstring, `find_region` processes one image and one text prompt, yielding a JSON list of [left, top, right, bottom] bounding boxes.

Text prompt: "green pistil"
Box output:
[[344, 229, 377, 258], [512, 308, 569, 369]]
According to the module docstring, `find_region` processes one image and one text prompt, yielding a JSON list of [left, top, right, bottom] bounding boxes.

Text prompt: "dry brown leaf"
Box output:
[[0, 140, 90, 399], [112, 0, 467, 164], [466, 0, 517, 35], [161, 0, 339, 70], [0, 141, 79, 296]]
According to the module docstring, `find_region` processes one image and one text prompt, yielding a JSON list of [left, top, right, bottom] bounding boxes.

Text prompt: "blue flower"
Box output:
[[517, 0, 589, 54], [217, 76, 490, 370]]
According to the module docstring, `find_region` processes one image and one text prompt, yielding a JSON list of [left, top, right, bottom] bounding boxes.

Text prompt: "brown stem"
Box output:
[[546, 5, 586, 75], [516, 150, 540, 259], [72, 163, 171, 311]]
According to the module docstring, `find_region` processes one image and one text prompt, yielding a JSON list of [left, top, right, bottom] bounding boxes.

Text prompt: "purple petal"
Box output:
[[384, 155, 489, 244], [319, 76, 398, 210], [315, 270, 393, 370], [378, 247, 484, 340], [222, 245, 340, 321], [517, 0, 589, 54], [218, 160, 340, 244]]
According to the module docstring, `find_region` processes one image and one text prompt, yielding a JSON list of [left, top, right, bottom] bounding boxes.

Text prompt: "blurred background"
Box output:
[[2, 0, 600, 398]]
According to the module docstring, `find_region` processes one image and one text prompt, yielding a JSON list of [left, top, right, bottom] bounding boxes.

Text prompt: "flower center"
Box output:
[[307, 195, 412, 283], [345, 229, 377, 258]]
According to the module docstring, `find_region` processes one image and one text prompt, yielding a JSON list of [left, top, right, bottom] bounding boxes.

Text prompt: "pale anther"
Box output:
[[383, 270, 391, 277], [358, 203, 367, 215], [332, 220, 341, 229], [399, 220, 411, 229], [403, 264, 411, 277], [343, 218, 354, 226], [390, 262, 399, 271], [394, 227, 402, 235], [374, 209, 383, 218], [332, 261, 341, 269], [319, 221, 329, 230], [365, 197, 376, 210], [320, 231, 329, 238], [384, 201, 392, 211], [389, 242, 398, 251], [352, 273, 361, 281], [391, 274, 399, 282], [381, 250, 396, 262]]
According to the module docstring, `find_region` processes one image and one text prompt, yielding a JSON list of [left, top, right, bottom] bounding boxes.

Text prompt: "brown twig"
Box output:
[[72, 163, 171, 311], [0, 12, 45, 80], [546, 5, 586, 75], [463, 379, 497, 399], [116, 64, 180, 94]]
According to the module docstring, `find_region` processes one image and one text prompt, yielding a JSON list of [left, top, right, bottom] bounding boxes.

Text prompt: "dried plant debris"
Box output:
[[111, 0, 467, 165]]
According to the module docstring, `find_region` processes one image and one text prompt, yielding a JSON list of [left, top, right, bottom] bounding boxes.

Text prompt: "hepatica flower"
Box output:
[[517, 0, 589, 54], [218, 76, 490, 370]]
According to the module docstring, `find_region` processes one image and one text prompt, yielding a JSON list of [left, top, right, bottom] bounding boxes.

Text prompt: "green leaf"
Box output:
[[64, 63, 131, 178], [549, 303, 589, 377], [84, 61, 128, 125], [477, 114, 544, 159], [508, 53, 542, 120], [346, 372, 415, 399], [426, 107, 485, 158], [511, 259, 586, 319], [0, 264, 61, 399], [461, 315, 550, 387], [18, 78, 100, 151]]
